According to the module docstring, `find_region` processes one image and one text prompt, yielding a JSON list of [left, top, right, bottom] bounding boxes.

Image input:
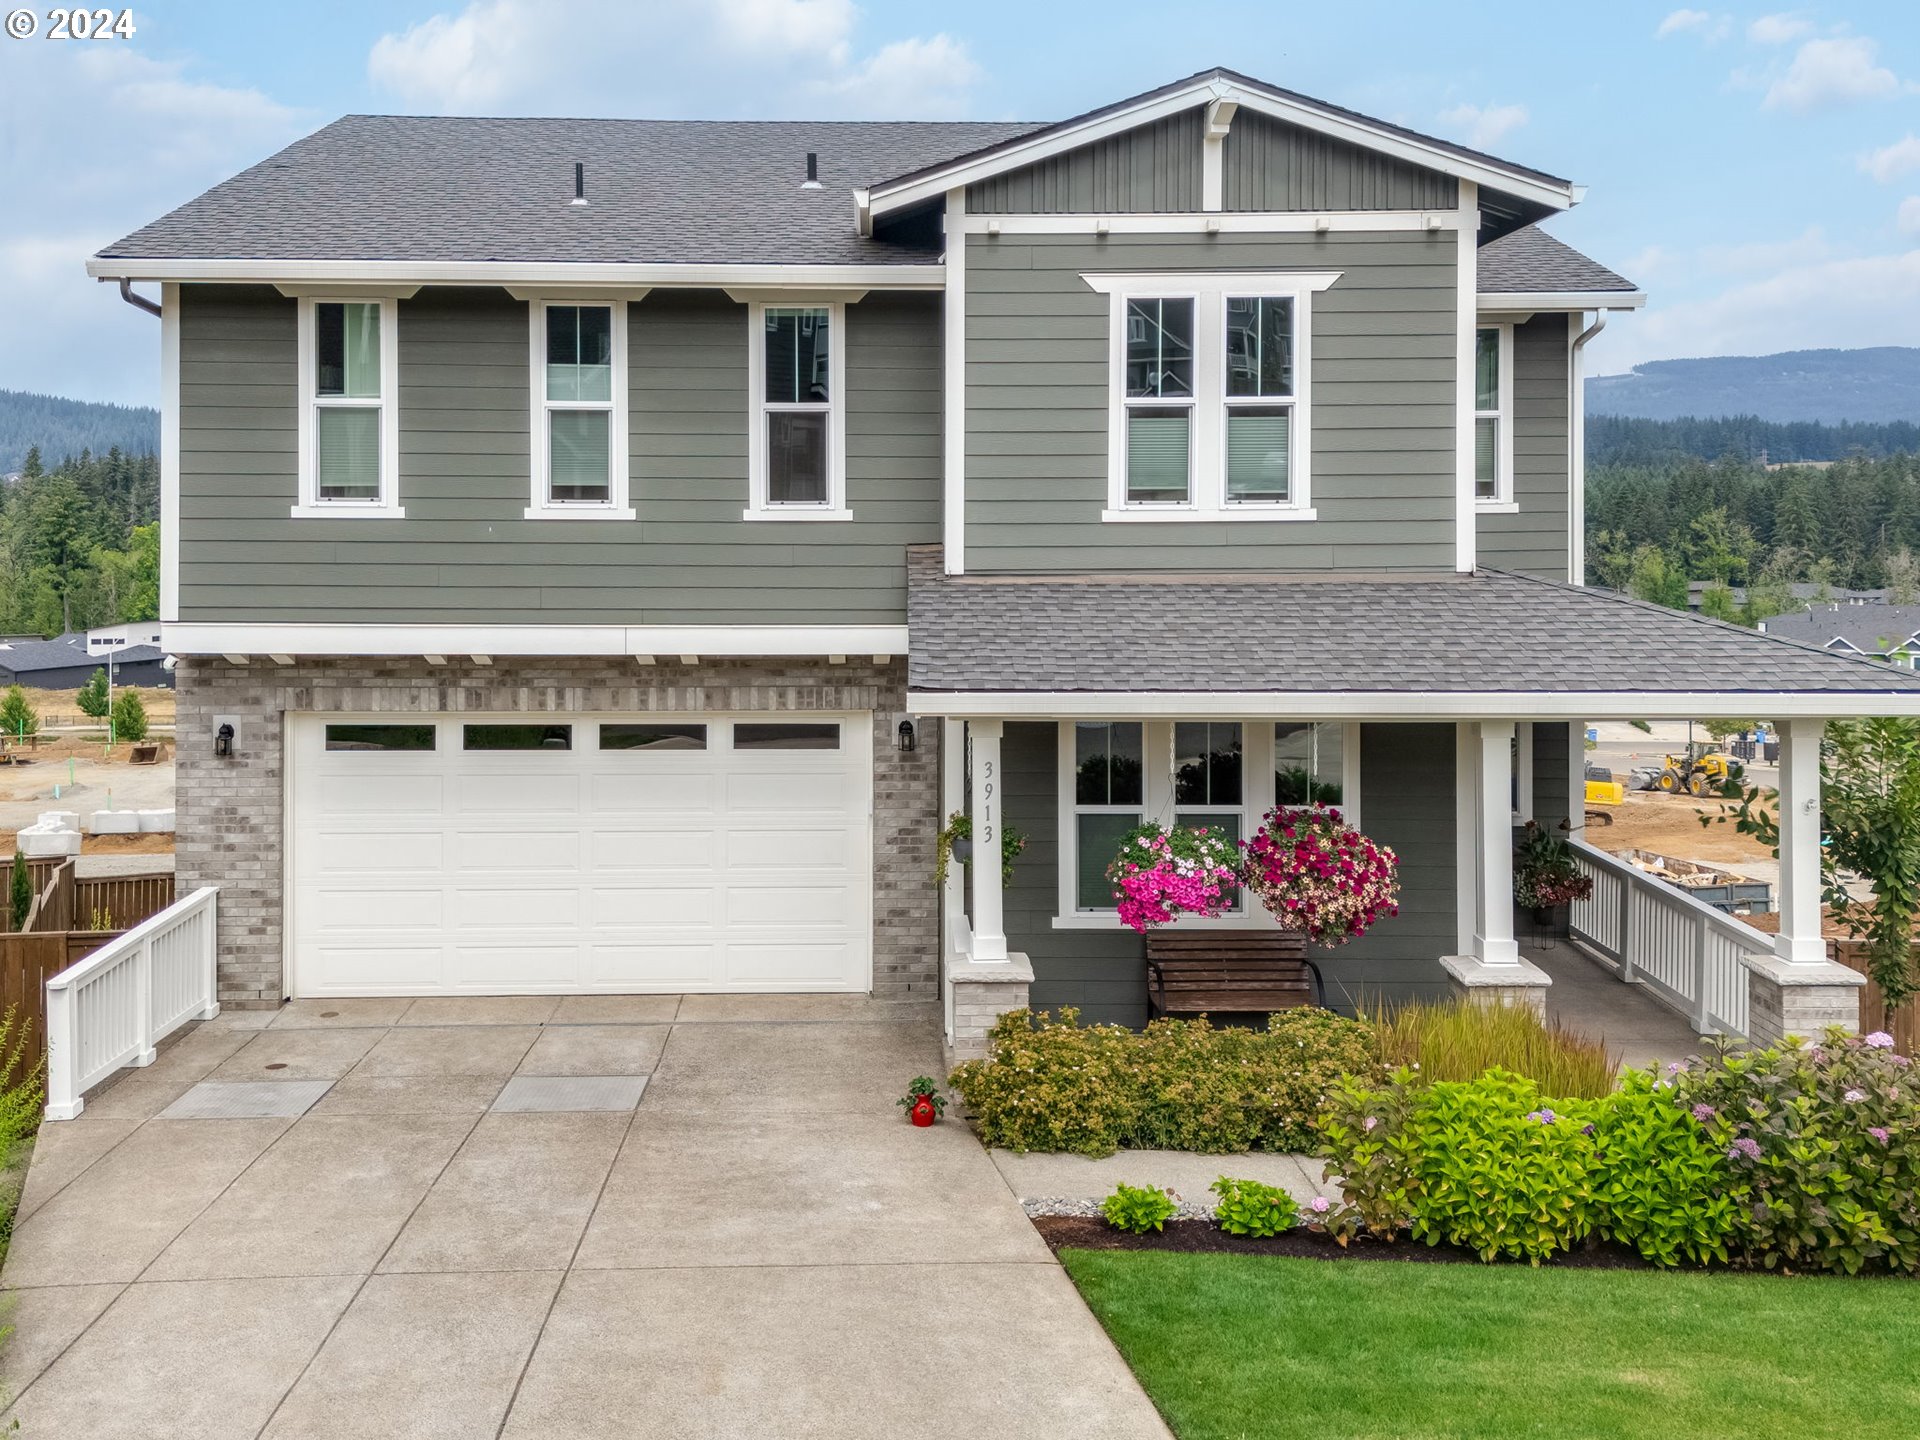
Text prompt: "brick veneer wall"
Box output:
[[174, 656, 939, 1008]]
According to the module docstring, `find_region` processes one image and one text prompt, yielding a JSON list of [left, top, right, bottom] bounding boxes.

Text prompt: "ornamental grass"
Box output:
[[1360, 996, 1619, 1099]]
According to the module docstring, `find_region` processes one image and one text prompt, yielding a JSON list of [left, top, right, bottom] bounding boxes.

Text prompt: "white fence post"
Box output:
[[1617, 878, 1635, 984], [1693, 910, 1713, 1034], [132, 937, 157, 1067], [198, 893, 221, 1020], [44, 983, 81, 1121]]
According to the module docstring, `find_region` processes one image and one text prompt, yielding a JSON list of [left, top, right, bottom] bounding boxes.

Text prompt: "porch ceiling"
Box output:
[[905, 547, 1920, 719]]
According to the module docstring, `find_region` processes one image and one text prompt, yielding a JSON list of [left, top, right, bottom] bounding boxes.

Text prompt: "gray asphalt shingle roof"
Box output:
[[0, 638, 161, 674], [99, 116, 1043, 266], [905, 548, 1920, 696], [1759, 605, 1920, 654], [1478, 225, 1638, 294]]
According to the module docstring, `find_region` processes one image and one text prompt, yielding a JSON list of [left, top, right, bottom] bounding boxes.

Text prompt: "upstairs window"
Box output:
[[527, 300, 632, 519], [1084, 270, 1338, 523], [296, 297, 400, 517], [747, 303, 848, 519], [1474, 325, 1513, 507]]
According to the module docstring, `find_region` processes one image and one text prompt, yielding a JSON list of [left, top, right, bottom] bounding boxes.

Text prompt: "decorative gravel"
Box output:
[[1022, 1195, 1217, 1222]]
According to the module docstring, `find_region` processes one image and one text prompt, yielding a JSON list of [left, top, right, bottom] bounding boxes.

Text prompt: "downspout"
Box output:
[[1569, 310, 1607, 586], [111, 277, 162, 318]]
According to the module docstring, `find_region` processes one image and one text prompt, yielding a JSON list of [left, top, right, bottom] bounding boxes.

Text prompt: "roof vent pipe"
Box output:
[[571, 161, 587, 207], [802, 152, 823, 190]]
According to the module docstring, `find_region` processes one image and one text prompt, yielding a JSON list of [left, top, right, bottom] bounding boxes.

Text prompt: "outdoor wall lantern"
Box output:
[[896, 718, 917, 753], [215, 722, 235, 759]]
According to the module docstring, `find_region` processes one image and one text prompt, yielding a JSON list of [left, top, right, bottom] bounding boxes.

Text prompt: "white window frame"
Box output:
[[1053, 718, 1363, 929], [1473, 322, 1516, 512], [745, 300, 850, 521], [294, 296, 402, 518], [526, 297, 634, 521], [1082, 270, 1341, 523], [1511, 720, 1534, 824]]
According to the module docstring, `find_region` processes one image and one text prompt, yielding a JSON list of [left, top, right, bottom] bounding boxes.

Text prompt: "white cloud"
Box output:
[[1900, 198, 1920, 237], [1765, 35, 1903, 111], [367, 0, 979, 118], [1657, 9, 1730, 41], [1594, 248, 1920, 373], [1748, 13, 1813, 45], [1862, 134, 1920, 183], [0, 45, 306, 406], [1437, 102, 1529, 151]]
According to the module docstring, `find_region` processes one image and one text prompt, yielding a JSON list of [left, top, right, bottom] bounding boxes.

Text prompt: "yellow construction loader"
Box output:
[[1649, 742, 1736, 797]]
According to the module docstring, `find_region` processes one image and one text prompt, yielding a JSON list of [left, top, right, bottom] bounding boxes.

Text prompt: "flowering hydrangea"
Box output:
[[1692, 1104, 1718, 1123], [1870, 1126, 1892, 1144], [1242, 804, 1400, 947], [1308, 1196, 1331, 1214], [1105, 822, 1244, 934], [1728, 1136, 1763, 1162], [1866, 1032, 1896, 1049], [1526, 1108, 1558, 1124], [1845, 1089, 1868, 1103]]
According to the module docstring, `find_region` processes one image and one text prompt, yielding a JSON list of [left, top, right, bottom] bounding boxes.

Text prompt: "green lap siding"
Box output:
[[1005, 720, 1461, 1028], [961, 230, 1460, 574], [1477, 313, 1571, 581], [176, 285, 941, 624]]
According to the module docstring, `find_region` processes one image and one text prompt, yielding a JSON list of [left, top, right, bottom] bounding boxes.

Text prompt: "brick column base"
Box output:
[[945, 951, 1034, 1070], [1438, 953, 1552, 1017], [1742, 952, 1866, 1047]]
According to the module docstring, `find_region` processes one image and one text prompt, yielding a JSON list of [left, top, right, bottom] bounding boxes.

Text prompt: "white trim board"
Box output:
[[160, 282, 180, 624], [1453, 182, 1478, 574], [906, 689, 1920, 720], [866, 73, 1578, 220], [943, 187, 968, 575], [162, 623, 909, 658], [1479, 290, 1645, 311], [86, 257, 947, 288], [955, 211, 1462, 235]]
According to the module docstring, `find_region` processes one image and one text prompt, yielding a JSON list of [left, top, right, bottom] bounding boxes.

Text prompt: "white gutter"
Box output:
[[84, 258, 947, 289], [906, 689, 1920, 721], [1479, 290, 1645, 311], [1569, 310, 1609, 586]]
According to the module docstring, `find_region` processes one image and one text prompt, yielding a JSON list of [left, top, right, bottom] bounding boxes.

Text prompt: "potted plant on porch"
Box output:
[[1513, 819, 1593, 927], [933, 811, 1027, 888], [897, 1075, 947, 1126], [1243, 804, 1401, 946], [1105, 821, 1244, 933]]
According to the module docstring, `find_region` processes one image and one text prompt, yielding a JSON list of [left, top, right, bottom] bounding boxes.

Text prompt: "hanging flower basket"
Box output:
[[1243, 804, 1400, 947], [1105, 822, 1244, 934]]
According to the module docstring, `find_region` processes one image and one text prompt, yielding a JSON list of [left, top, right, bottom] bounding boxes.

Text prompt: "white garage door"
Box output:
[[287, 712, 872, 997]]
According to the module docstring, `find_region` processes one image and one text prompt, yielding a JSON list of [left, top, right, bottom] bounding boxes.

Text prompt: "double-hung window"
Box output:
[[1474, 324, 1514, 507], [1086, 271, 1338, 522], [1070, 722, 1145, 911], [1123, 298, 1196, 504], [527, 300, 632, 519], [296, 298, 400, 517], [747, 303, 848, 519]]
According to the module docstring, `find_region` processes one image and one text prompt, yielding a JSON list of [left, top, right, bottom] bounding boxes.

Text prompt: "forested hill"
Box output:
[[1586, 347, 1920, 424], [0, 390, 157, 474], [0, 448, 160, 636], [1588, 414, 1920, 467]]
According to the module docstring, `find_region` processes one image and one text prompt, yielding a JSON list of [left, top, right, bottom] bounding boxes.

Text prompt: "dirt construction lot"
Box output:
[[1584, 791, 1775, 869], [0, 686, 176, 853]]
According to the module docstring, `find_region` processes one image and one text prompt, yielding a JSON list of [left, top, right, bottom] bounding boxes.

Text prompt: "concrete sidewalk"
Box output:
[[2, 996, 1168, 1440]]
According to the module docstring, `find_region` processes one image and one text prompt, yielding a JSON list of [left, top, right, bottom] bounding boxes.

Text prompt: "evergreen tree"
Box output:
[[76, 668, 109, 719], [110, 688, 148, 743], [8, 849, 29, 931], [0, 686, 36, 740]]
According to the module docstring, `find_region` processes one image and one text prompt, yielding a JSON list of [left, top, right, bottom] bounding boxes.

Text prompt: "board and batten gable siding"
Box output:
[[1477, 313, 1571, 581], [1223, 110, 1459, 213], [175, 285, 941, 624], [1005, 720, 1460, 1028], [961, 230, 1460, 573], [965, 109, 1204, 215]]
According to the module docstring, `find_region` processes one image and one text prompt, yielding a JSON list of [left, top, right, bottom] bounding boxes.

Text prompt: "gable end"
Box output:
[[965, 109, 1204, 214], [1224, 109, 1458, 212]]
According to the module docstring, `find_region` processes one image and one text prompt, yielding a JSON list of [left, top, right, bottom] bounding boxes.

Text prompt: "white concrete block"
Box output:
[[89, 811, 141, 835], [36, 811, 79, 832], [18, 828, 81, 858], [135, 809, 176, 833]]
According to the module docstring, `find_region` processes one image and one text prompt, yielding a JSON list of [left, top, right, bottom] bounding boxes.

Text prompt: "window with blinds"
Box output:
[[1124, 298, 1195, 504], [312, 301, 383, 502]]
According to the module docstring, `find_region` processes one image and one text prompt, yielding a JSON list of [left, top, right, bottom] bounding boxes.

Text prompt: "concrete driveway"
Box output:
[[1, 997, 1168, 1440]]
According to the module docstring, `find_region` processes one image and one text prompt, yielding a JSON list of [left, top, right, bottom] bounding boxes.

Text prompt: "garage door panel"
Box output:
[[310, 831, 448, 873], [291, 711, 870, 997], [589, 772, 721, 813], [587, 944, 725, 988], [591, 829, 719, 872], [450, 829, 582, 872]]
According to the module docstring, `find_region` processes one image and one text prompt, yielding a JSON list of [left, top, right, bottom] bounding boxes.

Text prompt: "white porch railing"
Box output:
[[1567, 841, 1763, 1038], [44, 887, 219, 1121]]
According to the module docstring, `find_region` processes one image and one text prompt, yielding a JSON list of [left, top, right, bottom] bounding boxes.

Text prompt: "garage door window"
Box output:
[[733, 722, 840, 750], [324, 724, 436, 752], [463, 723, 573, 751], [600, 722, 708, 751]]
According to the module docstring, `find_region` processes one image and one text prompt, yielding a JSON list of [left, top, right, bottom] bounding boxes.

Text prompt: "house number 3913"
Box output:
[[979, 759, 995, 845]]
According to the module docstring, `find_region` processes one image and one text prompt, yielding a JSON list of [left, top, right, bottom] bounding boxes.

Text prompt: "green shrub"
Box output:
[[110, 688, 148, 742], [7, 851, 28, 933], [1672, 1028, 1920, 1274], [949, 1006, 1384, 1157], [75, 668, 109, 719], [1103, 1182, 1178, 1234], [1210, 1176, 1299, 1237], [1363, 996, 1619, 1098], [1589, 1069, 1742, 1267], [0, 686, 35, 740]]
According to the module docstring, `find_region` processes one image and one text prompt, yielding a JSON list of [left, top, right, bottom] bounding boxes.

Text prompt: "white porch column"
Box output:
[[1474, 720, 1520, 965], [968, 719, 1008, 962], [1774, 717, 1827, 966]]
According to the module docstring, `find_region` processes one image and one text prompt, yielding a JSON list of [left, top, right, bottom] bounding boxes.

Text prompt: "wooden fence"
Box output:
[[0, 857, 63, 935], [1831, 941, 1920, 1055], [19, 861, 174, 936], [0, 930, 124, 1089]]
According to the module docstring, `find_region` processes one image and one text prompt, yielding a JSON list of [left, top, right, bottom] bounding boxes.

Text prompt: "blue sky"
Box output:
[[4, 0, 1920, 406]]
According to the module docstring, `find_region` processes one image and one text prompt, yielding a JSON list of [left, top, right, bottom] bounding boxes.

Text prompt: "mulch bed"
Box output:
[[1032, 1214, 1655, 1269]]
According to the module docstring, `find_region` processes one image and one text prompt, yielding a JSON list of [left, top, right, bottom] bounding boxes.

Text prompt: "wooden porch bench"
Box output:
[[1144, 930, 1325, 1020]]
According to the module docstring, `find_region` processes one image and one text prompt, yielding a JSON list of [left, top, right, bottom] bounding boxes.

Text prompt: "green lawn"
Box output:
[[1061, 1248, 1920, 1440]]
